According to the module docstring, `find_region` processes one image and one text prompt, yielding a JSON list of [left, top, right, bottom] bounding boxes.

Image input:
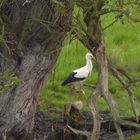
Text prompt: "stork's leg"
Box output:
[[79, 82, 85, 100], [68, 84, 77, 95], [79, 82, 85, 94]]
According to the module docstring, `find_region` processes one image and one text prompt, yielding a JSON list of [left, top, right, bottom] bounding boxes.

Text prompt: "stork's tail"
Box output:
[[61, 80, 68, 86], [61, 72, 77, 86]]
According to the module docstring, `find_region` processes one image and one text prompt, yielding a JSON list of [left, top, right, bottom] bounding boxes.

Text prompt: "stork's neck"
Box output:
[[86, 58, 93, 72]]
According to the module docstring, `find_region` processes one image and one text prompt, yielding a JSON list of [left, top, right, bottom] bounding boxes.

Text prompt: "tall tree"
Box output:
[[0, 0, 72, 139], [71, 0, 140, 139], [0, 0, 139, 139]]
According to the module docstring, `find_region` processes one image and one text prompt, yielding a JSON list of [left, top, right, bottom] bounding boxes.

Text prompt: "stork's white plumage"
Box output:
[[73, 53, 93, 79], [62, 53, 95, 96]]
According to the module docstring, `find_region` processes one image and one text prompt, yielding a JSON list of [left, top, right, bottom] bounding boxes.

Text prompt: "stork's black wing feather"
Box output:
[[61, 72, 85, 86]]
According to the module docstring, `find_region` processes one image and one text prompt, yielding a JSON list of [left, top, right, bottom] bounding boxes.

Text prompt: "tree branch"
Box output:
[[119, 119, 140, 129], [88, 89, 101, 140], [108, 60, 139, 122], [67, 125, 91, 138]]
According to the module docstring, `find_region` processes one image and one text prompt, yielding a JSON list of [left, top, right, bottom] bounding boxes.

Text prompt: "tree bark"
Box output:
[[81, 3, 125, 139], [0, 0, 72, 139], [95, 37, 125, 140], [88, 90, 101, 140]]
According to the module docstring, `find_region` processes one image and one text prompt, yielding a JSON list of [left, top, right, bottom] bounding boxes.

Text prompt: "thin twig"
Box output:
[[103, 18, 118, 30], [0, 17, 11, 53], [83, 83, 96, 89]]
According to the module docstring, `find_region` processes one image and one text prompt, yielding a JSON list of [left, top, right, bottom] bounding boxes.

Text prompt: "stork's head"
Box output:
[[86, 53, 96, 61]]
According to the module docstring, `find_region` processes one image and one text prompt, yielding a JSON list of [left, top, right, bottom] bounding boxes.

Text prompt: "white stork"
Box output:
[[62, 53, 95, 96]]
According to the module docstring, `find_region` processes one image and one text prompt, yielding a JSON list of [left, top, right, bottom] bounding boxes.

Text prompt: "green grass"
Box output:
[[39, 13, 140, 119], [103, 14, 140, 71], [131, 134, 140, 140]]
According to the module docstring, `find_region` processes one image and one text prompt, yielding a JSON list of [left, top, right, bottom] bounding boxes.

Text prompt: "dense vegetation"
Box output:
[[39, 14, 140, 118], [0, 0, 140, 140], [0, 0, 139, 139]]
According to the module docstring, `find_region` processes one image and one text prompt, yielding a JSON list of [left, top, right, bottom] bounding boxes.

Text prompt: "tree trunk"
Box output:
[[96, 38, 125, 140], [82, 4, 125, 139], [0, 0, 72, 139]]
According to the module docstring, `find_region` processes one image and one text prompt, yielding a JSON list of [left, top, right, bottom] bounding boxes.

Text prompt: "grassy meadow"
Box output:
[[39, 14, 140, 119]]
